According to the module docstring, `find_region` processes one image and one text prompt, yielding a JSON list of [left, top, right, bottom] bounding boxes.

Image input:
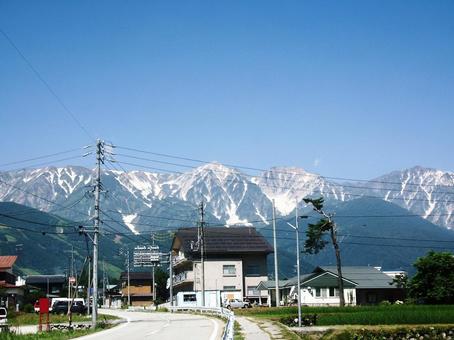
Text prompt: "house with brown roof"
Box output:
[[0, 256, 24, 309], [170, 227, 273, 307]]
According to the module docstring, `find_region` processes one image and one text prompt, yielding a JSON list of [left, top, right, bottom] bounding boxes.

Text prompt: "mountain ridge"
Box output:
[[1, 164, 453, 233]]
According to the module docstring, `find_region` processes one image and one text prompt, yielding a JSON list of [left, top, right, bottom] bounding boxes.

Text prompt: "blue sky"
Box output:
[[1, 1, 453, 179]]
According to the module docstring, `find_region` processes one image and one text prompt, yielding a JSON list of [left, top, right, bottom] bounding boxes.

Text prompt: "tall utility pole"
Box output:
[[120, 249, 131, 307], [102, 260, 106, 307], [286, 204, 308, 328], [87, 257, 91, 316], [151, 234, 156, 302], [198, 201, 205, 307], [272, 199, 280, 307], [169, 251, 173, 306], [92, 139, 103, 327]]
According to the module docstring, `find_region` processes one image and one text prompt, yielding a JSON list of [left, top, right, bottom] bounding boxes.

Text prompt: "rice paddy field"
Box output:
[[235, 304, 454, 325]]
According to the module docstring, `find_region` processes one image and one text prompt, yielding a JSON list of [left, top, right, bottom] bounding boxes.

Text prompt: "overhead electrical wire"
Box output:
[[0, 148, 82, 168], [115, 145, 454, 189], [116, 152, 454, 196], [113, 160, 454, 205], [0, 178, 90, 220], [0, 28, 94, 141]]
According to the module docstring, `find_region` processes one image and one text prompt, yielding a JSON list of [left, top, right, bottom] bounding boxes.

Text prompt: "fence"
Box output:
[[168, 306, 235, 340]]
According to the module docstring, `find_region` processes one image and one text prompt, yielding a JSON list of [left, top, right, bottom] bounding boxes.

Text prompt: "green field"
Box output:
[[236, 305, 454, 325]]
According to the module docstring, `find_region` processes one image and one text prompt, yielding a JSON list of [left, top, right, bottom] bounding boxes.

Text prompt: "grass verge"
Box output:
[[7, 313, 118, 326], [0, 323, 112, 339], [233, 321, 244, 340], [236, 304, 454, 325]]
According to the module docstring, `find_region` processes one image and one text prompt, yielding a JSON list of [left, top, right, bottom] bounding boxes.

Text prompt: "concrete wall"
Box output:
[[193, 260, 244, 296]]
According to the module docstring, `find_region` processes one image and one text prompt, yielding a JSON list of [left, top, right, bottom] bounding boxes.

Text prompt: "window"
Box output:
[[315, 288, 321, 297], [329, 287, 339, 297], [223, 265, 236, 276], [183, 294, 197, 302], [367, 293, 377, 303], [223, 286, 236, 291], [247, 286, 260, 296]]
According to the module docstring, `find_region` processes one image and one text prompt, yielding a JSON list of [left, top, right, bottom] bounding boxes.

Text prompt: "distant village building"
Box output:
[[258, 266, 406, 306], [25, 275, 66, 297], [120, 272, 154, 306], [170, 227, 273, 307], [0, 256, 24, 308]]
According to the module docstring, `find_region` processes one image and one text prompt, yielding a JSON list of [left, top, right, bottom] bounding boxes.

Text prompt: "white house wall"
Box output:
[[300, 287, 356, 306]]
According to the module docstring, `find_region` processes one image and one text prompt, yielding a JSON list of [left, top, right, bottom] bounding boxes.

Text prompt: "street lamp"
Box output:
[[286, 206, 308, 329]]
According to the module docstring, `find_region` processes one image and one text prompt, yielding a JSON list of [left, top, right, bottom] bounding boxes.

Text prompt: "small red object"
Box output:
[[39, 298, 49, 314], [38, 298, 50, 331]]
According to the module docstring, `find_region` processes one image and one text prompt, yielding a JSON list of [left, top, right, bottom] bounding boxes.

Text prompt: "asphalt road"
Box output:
[[76, 309, 225, 340]]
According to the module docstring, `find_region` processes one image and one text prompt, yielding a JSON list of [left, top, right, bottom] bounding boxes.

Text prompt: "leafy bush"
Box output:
[[23, 304, 34, 313]]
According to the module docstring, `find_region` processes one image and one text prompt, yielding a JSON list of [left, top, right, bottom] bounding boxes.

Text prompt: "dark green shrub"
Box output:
[[23, 303, 34, 313]]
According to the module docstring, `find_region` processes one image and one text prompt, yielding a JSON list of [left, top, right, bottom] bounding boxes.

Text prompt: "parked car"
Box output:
[[0, 307, 7, 324], [52, 301, 87, 315], [34, 300, 40, 313], [224, 298, 251, 309]]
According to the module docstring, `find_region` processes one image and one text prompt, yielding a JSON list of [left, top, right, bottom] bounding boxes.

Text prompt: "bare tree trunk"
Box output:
[[330, 224, 345, 307]]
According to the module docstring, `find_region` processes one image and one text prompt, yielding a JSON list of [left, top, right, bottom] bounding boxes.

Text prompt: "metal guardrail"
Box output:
[[168, 306, 235, 340]]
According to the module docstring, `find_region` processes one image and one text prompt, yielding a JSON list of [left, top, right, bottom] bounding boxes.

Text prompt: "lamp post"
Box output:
[[287, 205, 308, 328]]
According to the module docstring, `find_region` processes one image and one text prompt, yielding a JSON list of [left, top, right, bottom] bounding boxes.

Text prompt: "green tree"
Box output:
[[410, 251, 454, 304], [303, 197, 345, 306], [154, 268, 169, 305]]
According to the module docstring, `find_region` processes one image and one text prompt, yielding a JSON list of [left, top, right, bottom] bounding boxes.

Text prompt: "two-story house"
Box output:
[[120, 272, 154, 307], [171, 227, 273, 307]]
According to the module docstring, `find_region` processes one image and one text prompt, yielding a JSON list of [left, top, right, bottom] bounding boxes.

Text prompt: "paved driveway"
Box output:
[[76, 309, 224, 340]]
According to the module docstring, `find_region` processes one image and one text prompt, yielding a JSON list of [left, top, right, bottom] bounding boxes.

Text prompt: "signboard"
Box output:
[[133, 245, 160, 267]]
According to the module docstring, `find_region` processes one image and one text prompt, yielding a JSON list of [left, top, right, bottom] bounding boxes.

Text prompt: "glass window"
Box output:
[[223, 265, 236, 276], [329, 287, 339, 297], [315, 288, 321, 297], [183, 294, 197, 302], [247, 286, 260, 296]]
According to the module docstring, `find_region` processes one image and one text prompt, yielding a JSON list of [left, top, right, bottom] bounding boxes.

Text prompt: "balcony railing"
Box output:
[[173, 271, 194, 285], [172, 255, 190, 267]]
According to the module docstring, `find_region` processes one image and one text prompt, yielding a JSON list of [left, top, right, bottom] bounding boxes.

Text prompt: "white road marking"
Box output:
[[209, 318, 219, 340], [145, 313, 171, 336], [77, 315, 131, 339]]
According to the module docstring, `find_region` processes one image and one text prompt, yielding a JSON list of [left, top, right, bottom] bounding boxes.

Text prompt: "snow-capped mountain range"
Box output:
[[1, 164, 453, 232]]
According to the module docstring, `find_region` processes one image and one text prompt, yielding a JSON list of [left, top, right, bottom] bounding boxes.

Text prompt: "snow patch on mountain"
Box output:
[[122, 214, 139, 234]]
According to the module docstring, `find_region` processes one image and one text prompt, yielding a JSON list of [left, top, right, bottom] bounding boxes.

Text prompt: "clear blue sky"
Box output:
[[1, 0, 453, 179]]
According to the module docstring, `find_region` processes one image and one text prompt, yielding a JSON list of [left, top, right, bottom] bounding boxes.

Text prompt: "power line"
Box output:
[[115, 145, 454, 189], [0, 212, 88, 228], [0, 148, 82, 168], [0, 178, 90, 219], [116, 152, 454, 196], [113, 160, 454, 205], [0, 28, 94, 141], [0, 221, 79, 235], [1, 155, 86, 172]]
